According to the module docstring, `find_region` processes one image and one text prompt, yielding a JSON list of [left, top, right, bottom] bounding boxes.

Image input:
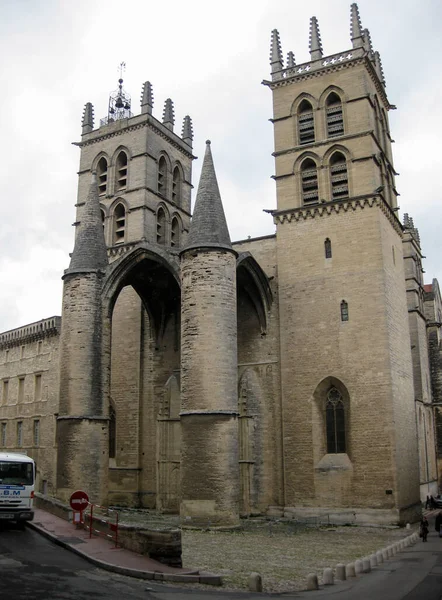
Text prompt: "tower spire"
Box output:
[[270, 29, 283, 80], [162, 98, 175, 131], [140, 81, 153, 115], [374, 51, 386, 86], [182, 115, 193, 147], [350, 3, 364, 49], [309, 16, 323, 60], [185, 141, 231, 251], [82, 102, 94, 134], [68, 173, 108, 272]]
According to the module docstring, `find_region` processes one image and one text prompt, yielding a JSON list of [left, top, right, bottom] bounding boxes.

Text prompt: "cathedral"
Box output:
[[1, 4, 441, 527]]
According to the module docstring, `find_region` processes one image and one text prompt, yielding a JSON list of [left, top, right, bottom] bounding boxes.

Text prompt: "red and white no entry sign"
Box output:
[[69, 490, 89, 512]]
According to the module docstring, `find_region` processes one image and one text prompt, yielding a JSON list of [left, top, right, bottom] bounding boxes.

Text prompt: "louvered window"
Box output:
[[330, 152, 348, 200], [326, 93, 344, 138], [97, 157, 108, 195], [113, 203, 126, 244], [157, 208, 166, 245], [115, 151, 128, 191], [298, 100, 315, 145], [158, 156, 167, 196], [171, 216, 180, 247], [172, 167, 182, 206], [301, 158, 319, 204]]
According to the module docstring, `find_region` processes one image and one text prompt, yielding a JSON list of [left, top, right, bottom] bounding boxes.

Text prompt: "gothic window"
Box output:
[[115, 151, 128, 191], [326, 387, 346, 453], [301, 158, 319, 204], [330, 152, 349, 200], [109, 406, 116, 459], [326, 92, 344, 138], [172, 166, 182, 206], [340, 300, 349, 322], [171, 216, 180, 248], [100, 209, 105, 233], [97, 157, 108, 195], [157, 207, 166, 245], [324, 238, 332, 258], [298, 100, 315, 145], [158, 156, 168, 196], [113, 203, 126, 244]]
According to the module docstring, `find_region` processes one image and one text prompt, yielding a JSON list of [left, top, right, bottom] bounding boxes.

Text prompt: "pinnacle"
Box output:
[[163, 98, 175, 131], [184, 141, 232, 252], [270, 29, 283, 78], [182, 115, 194, 146], [141, 81, 153, 114], [82, 102, 94, 134], [309, 16, 323, 60], [350, 3, 364, 48], [67, 173, 108, 272]]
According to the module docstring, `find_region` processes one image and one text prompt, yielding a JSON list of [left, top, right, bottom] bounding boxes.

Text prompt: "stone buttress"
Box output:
[[179, 141, 239, 527], [56, 173, 109, 504]]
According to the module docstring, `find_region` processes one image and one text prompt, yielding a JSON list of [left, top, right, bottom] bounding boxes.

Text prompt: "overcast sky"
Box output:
[[1, 0, 441, 333]]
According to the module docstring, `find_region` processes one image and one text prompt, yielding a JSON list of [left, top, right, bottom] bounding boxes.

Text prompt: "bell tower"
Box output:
[[264, 4, 420, 523]]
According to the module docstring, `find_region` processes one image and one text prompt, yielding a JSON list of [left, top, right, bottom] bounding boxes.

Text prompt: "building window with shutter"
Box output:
[[301, 158, 319, 205], [326, 92, 344, 138], [298, 100, 315, 145]]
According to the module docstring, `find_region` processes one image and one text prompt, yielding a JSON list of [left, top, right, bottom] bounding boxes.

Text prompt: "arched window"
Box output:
[[326, 387, 346, 453], [330, 152, 348, 200], [324, 238, 332, 259], [300, 158, 319, 204], [326, 92, 344, 138], [298, 100, 315, 145], [109, 405, 116, 459], [97, 157, 108, 195], [171, 216, 180, 247], [172, 166, 182, 206], [158, 156, 168, 196], [115, 151, 128, 191], [113, 203, 126, 244], [157, 207, 166, 245], [340, 300, 349, 322], [100, 208, 105, 229]]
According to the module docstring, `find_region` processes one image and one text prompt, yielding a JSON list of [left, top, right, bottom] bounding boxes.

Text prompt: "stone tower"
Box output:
[[180, 141, 240, 527], [56, 174, 109, 504], [263, 4, 420, 522]]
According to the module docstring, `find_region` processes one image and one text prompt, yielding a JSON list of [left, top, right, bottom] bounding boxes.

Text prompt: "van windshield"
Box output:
[[0, 462, 34, 485]]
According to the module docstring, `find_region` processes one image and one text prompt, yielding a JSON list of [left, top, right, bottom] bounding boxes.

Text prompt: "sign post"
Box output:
[[69, 490, 89, 525]]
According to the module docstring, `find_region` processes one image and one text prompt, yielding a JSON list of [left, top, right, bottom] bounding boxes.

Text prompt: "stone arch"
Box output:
[[312, 376, 351, 460], [236, 252, 272, 335], [318, 85, 348, 109], [290, 92, 318, 115]]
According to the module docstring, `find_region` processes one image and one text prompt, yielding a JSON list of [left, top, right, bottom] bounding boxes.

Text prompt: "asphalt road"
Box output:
[[0, 522, 155, 600]]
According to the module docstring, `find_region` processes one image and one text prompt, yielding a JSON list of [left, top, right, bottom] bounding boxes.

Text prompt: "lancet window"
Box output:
[[326, 93, 344, 138], [298, 100, 315, 145], [172, 167, 182, 206], [301, 158, 319, 204], [326, 387, 346, 453], [97, 157, 108, 195], [158, 156, 168, 196], [330, 152, 349, 200], [115, 151, 128, 191], [157, 207, 166, 245], [171, 216, 180, 248], [340, 300, 349, 322], [324, 238, 332, 259], [113, 203, 126, 244]]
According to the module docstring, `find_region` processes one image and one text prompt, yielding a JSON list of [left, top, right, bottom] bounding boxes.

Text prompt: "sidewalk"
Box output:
[[28, 508, 222, 586]]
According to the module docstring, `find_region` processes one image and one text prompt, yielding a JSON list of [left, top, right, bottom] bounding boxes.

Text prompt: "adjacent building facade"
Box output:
[[1, 4, 440, 526]]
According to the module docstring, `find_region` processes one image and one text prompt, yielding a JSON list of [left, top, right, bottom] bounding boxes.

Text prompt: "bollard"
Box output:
[[336, 564, 346, 580], [346, 563, 356, 578], [406, 522, 411, 530], [369, 554, 377, 568], [387, 546, 393, 558], [376, 550, 383, 564], [355, 559, 363, 575], [248, 573, 262, 593], [306, 573, 319, 591], [323, 568, 334, 585], [362, 558, 371, 573], [382, 548, 389, 561]]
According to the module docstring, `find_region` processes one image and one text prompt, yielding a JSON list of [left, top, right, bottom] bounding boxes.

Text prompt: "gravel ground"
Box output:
[[181, 522, 413, 593], [114, 509, 415, 593]]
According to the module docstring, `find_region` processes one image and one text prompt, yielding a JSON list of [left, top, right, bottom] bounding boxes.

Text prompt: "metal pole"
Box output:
[[89, 504, 93, 539]]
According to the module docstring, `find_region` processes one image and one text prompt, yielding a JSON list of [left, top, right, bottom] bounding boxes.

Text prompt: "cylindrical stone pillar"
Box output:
[[180, 248, 239, 527]]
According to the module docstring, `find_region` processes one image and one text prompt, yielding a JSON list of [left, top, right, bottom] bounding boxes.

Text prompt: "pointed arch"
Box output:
[[156, 204, 169, 245], [236, 252, 273, 334], [170, 213, 182, 248], [112, 201, 126, 244], [325, 91, 344, 138], [300, 156, 319, 204], [158, 153, 171, 197], [328, 150, 349, 200], [172, 163, 183, 206], [95, 155, 109, 195], [115, 149, 128, 191], [313, 376, 350, 458], [297, 99, 315, 145]]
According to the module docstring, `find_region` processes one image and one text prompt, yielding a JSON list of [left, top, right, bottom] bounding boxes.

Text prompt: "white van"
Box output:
[[0, 452, 35, 526]]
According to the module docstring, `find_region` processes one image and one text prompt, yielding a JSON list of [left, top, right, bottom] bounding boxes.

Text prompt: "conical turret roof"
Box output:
[[184, 141, 232, 252], [67, 173, 108, 272]]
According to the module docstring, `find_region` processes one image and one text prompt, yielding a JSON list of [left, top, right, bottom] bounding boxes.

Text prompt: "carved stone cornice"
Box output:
[[270, 194, 402, 236]]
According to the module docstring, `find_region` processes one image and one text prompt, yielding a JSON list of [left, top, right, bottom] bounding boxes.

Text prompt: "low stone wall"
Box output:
[[34, 494, 182, 567]]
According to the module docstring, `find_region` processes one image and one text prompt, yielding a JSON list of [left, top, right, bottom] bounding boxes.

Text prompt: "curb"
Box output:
[[27, 521, 222, 586]]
